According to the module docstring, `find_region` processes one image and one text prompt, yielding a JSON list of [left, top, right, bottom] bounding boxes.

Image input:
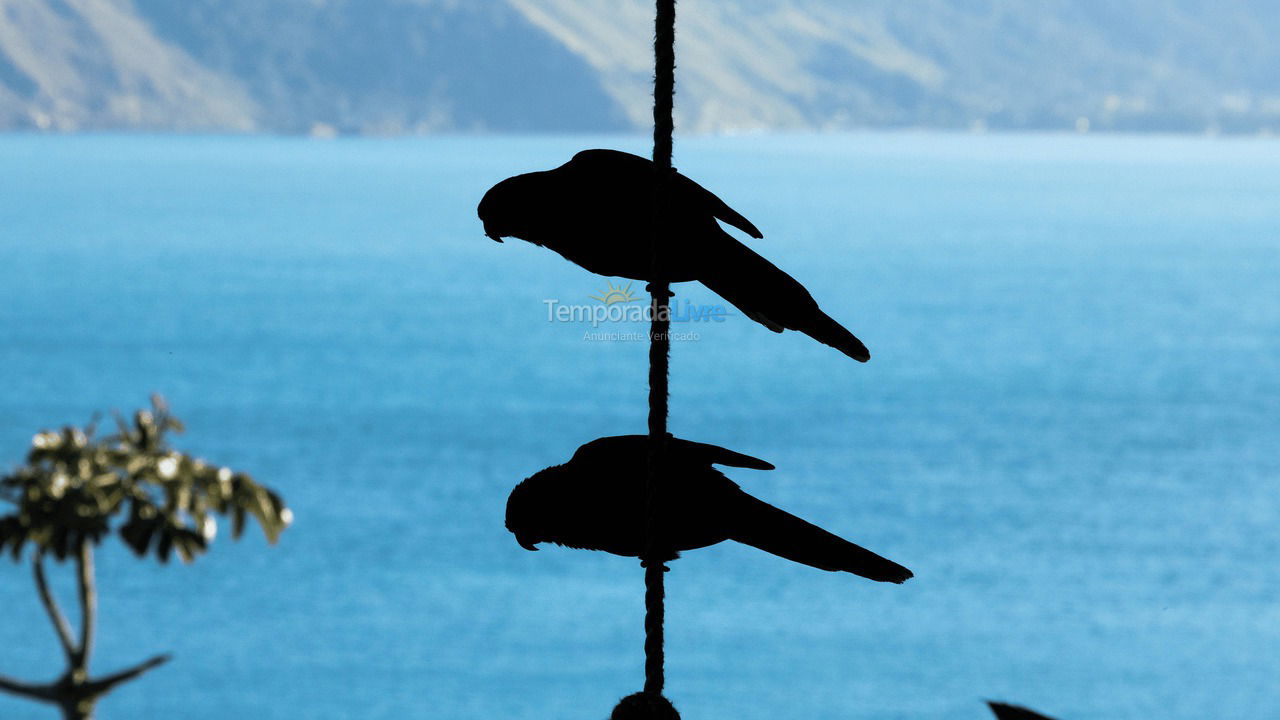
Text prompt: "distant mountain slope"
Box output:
[[0, 0, 254, 131], [1, 0, 1278, 134], [509, 0, 1280, 133], [0, 0, 628, 133], [127, 0, 628, 134]]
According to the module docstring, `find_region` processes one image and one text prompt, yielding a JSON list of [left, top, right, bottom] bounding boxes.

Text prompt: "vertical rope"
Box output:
[[643, 0, 676, 700], [652, 0, 676, 170]]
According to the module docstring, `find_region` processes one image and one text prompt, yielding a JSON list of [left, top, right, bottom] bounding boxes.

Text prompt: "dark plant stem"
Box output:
[[0, 542, 170, 720], [0, 674, 54, 701], [74, 540, 95, 671], [34, 551, 77, 662]]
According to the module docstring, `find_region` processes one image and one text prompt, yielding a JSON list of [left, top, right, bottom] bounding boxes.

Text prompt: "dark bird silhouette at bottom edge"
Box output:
[[987, 700, 1060, 720], [505, 435, 912, 584]]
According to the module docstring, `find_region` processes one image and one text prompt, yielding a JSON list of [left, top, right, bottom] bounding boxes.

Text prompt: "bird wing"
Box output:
[[725, 490, 912, 583], [672, 171, 763, 239], [570, 149, 763, 239], [697, 230, 870, 362], [571, 435, 774, 472], [569, 435, 640, 465], [670, 437, 774, 470]]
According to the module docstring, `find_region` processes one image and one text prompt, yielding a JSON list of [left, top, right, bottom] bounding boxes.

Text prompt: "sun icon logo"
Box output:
[[590, 281, 640, 305]]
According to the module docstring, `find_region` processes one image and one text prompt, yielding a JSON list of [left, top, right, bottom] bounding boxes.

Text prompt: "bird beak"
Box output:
[[516, 534, 539, 551], [487, 234, 504, 243]]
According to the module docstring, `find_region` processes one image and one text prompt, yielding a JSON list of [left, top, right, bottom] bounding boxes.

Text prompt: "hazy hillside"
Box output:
[[1, 0, 1278, 134]]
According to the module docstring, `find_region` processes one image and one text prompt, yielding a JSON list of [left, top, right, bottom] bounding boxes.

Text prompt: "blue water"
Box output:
[[1, 132, 1278, 720]]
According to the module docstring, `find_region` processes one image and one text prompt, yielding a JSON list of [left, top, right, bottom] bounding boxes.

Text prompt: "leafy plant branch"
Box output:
[[0, 396, 291, 720]]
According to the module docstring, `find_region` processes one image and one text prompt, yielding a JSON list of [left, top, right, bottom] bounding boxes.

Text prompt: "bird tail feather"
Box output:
[[806, 309, 871, 362], [986, 701, 1060, 720], [726, 492, 912, 583]]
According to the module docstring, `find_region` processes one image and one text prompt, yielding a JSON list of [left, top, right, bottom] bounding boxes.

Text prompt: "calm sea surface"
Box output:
[[1, 132, 1278, 719]]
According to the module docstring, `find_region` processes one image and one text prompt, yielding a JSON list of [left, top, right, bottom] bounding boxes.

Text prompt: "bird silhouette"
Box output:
[[987, 701, 1059, 720], [477, 149, 871, 362], [505, 435, 912, 583]]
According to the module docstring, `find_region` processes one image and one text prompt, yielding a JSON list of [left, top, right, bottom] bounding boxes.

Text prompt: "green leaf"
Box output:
[[232, 505, 246, 540], [155, 529, 173, 564], [174, 533, 194, 564], [8, 532, 25, 560], [0, 515, 19, 557], [51, 525, 69, 560], [119, 515, 158, 556]]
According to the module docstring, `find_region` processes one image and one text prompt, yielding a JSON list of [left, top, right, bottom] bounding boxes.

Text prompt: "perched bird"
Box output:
[[986, 701, 1059, 720], [477, 149, 871, 362], [505, 435, 912, 583]]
